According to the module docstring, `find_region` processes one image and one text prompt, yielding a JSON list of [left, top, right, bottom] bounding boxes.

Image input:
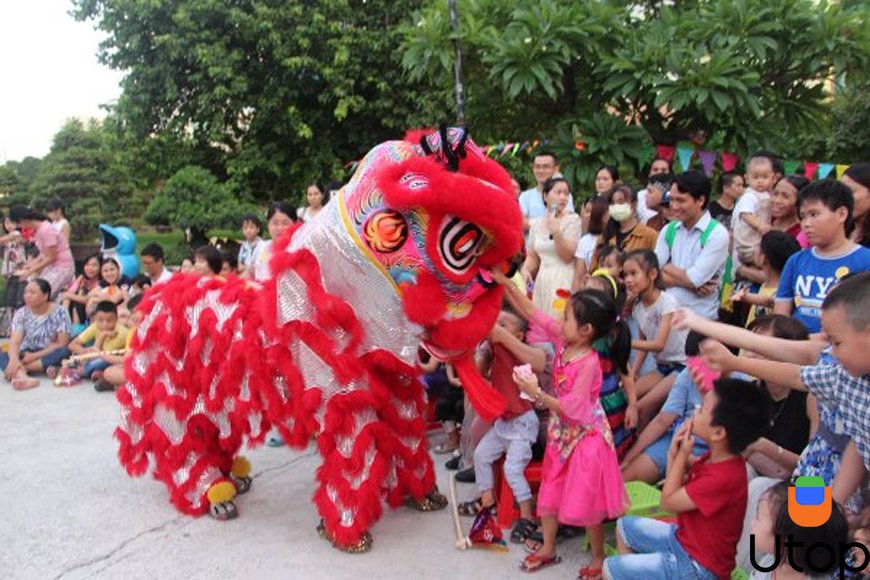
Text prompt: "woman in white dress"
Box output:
[[521, 177, 581, 318]]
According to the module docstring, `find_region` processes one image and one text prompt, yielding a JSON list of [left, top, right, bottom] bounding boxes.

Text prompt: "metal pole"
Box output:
[[448, 0, 465, 126]]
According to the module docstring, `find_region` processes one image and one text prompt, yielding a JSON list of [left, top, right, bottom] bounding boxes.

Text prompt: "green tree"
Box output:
[[144, 165, 256, 247], [402, 0, 870, 189], [0, 166, 20, 199], [826, 81, 870, 163], [28, 119, 130, 240], [74, 0, 447, 206]]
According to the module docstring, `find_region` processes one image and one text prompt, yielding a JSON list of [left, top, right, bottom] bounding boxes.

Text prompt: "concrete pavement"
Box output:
[[0, 378, 594, 579]]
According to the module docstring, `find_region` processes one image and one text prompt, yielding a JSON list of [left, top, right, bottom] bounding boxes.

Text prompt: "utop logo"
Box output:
[[788, 476, 832, 528]]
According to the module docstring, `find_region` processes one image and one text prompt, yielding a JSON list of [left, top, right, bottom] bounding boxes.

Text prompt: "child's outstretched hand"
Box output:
[[671, 308, 697, 331], [700, 339, 736, 373]]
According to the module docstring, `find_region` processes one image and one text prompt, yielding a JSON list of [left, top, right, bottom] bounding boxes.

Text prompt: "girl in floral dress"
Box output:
[[496, 271, 629, 578]]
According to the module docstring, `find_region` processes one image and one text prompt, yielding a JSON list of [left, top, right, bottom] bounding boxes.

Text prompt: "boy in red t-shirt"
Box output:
[[460, 309, 547, 544], [604, 378, 769, 580]]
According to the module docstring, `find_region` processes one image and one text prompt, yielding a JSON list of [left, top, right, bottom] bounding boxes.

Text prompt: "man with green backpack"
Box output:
[[654, 171, 730, 320]]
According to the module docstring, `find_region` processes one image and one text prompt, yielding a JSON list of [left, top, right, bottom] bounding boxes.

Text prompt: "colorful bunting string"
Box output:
[[676, 144, 694, 172], [346, 137, 853, 179], [699, 151, 718, 177], [817, 163, 835, 179], [783, 160, 801, 175], [656, 145, 676, 163], [721, 152, 739, 173]]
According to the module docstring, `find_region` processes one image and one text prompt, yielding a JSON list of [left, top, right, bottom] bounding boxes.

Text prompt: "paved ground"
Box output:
[[0, 378, 594, 579]]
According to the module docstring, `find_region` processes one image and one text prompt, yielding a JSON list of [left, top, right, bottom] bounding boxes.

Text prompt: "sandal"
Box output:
[[577, 567, 603, 580], [520, 551, 562, 573], [524, 525, 581, 552], [433, 441, 460, 454], [457, 498, 485, 517], [511, 517, 539, 544]]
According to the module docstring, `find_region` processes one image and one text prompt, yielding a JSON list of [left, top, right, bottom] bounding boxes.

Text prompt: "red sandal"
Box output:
[[577, 566, 603, 580], [520, 551, 562, 573]]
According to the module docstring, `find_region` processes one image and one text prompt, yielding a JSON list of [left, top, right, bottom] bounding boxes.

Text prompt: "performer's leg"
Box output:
[[314, 399, 387, 553], [150, 414, 239, 519], [385, 386, 446, 512]]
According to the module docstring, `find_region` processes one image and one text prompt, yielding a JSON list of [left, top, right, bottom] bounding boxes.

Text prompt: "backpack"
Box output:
[[663, 218, 721, 250], [663, 218, 733, 310]]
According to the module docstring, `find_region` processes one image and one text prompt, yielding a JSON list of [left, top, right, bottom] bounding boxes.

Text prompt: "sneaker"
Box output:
[[94, 380, 115, 392], [455, 467, 476, 483]]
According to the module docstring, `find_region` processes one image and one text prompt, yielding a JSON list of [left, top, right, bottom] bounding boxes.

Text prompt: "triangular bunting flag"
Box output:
[[817, 163, 835, 179], [656, 145, 676, 163], [500, 143, 513, 157], [721, 152, 739, 172], [699, 151, 717, 177], [784, 160, 801, 175], [803, 161, 819, 180], [511, 143, 520, 156], [677, 145, 694, 172], [640, 143, 655, 163], [836, 164, 850, 179]]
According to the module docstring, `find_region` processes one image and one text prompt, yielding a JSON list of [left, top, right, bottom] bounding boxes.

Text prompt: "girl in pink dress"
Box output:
[[495, 271, 629, 577]]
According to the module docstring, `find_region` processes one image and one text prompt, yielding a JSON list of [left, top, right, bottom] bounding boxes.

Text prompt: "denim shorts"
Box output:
[[0, 347, 71, 371], [603, 516, 717, 580], [655, 361, 686, 377]]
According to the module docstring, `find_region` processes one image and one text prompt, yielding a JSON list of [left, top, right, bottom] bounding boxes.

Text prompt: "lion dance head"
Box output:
[[285, 127, 522, 420]]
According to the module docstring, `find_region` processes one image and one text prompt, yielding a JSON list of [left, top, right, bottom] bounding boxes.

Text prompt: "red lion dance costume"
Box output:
[[116, 128, 522, 552]]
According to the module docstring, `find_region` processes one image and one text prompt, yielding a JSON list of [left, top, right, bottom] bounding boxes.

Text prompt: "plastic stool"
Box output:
[[494, 459, 543, 530], [581, 481, 671, 554]]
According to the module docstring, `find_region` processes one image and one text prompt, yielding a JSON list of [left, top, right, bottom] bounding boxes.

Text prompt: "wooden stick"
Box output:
[[448, 471, 469, 550], [64, 349, 127, 365]]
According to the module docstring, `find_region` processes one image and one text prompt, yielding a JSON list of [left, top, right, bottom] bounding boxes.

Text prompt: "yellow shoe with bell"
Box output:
[[230, 456, 253, 495], [207, 480, 239, 521]]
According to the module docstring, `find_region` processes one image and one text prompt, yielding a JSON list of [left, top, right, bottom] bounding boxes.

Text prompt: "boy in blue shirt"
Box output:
[[775, 180, 870, 333], [620, 331, 709, 484]]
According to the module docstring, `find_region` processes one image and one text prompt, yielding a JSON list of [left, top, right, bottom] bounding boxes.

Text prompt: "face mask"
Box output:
[[609, 203, 633, 222]]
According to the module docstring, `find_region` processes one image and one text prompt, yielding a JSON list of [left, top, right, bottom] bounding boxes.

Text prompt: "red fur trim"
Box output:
[[453, 355, 506, 422], [375, 155, 522, 271], [426, 285, 503, 353], [400, 270, 447, 327]]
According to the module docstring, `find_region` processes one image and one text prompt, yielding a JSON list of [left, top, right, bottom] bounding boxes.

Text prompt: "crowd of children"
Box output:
[[431, 155, 870, 579], [3, 159, 870, 577]]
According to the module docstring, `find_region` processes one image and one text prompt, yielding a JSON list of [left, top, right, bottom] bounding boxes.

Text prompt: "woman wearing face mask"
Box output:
[[591, 185, 658, 272]]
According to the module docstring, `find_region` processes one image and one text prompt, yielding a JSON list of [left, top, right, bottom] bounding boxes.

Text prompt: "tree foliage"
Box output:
[[144, 165, 256, 247], [74, 0, 448, 206], [402, 0, 870, 189], [826, 81, 870, 163], [23, 119, 131, 240]]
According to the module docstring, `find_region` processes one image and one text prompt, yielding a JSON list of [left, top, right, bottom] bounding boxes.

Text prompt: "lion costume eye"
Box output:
[[363, 210, 408, 253], [438, 217, 485, 275]]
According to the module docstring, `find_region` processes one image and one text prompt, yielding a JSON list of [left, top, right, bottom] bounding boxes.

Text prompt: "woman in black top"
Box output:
[[743, 315, 818, 479], [708, 171, 744, 230]]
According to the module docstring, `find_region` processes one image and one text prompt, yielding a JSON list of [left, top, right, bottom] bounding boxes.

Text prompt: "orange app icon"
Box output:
[[788, 476, 832, 528]]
